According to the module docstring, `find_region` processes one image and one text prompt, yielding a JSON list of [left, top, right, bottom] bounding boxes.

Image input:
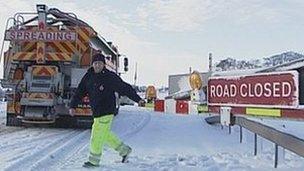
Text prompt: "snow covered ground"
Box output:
[[0, 103, 303, 171]]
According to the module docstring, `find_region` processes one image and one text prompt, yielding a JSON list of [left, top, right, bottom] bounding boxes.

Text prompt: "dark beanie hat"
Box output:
[[92, 53, 106, 64]]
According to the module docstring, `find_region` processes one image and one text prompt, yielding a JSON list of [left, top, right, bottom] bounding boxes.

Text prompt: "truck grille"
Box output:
[[33, 76, 52, 80], [31, 83, 50, 88]]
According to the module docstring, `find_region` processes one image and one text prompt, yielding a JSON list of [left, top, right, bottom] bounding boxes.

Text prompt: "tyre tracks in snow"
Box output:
[[65, 111, 152, 157], [41, 111, 151, 170], [0, 129, 76, 154], [4, 130, 84, 171], [2, 110, 152, 170], [119, 111, 152, 140], [61, 111, 153, 170], [29, 130, 90, 171], [0, 126, 23, 136]]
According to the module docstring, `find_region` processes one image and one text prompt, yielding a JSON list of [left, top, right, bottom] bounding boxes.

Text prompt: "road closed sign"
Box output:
[[208, 71, 299, 108]]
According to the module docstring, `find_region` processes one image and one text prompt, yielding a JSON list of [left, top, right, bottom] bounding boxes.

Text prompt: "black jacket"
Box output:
[[70, 67, 141, 117]]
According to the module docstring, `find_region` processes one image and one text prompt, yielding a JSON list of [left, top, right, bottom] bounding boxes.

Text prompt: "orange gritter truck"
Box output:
[[0, 4, 128, 128]]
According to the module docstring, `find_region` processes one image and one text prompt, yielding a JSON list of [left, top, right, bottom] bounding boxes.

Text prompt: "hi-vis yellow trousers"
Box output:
[[88, 114, 122, 165]]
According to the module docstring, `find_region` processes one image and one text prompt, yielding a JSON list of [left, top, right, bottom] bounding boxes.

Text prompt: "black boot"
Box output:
[[122, 151, 131, 163], [82, 161, 99, 168], [121, 146, 132, 163], [116, 143, 132, 163]]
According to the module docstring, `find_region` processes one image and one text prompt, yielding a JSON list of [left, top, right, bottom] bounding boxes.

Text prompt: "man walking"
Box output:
[[69, 53, 145, 168]]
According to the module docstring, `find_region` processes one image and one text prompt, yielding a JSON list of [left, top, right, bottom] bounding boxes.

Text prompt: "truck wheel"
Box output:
[[6, 114, 22, 126]]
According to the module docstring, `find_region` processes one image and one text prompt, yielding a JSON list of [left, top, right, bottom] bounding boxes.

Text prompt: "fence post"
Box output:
[[228, 125, 231, 134], [274, 144, 278, 168], [254, 133, 257, 156], [240, 126, 243, 143]]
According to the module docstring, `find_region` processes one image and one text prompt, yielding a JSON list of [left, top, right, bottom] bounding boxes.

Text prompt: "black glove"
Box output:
[[138, 99, 146, 107]]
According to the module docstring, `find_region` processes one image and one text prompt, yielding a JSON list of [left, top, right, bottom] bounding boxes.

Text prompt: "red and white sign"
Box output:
[[208, 71, 299, 108], [5, 30, 77, 41]]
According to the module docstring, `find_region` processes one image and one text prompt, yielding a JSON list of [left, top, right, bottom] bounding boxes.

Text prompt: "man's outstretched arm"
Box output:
[[111, 73, 145, 106]]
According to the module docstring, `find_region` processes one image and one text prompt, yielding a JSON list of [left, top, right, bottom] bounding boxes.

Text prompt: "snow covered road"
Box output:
[[0, 105, 303, 171]]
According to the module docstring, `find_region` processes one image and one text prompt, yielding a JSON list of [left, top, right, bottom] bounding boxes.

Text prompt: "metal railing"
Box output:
[[205, 115, 304, 168]]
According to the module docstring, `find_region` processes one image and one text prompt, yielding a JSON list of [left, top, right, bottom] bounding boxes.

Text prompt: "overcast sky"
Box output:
[[0, 0, 303, 87]]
